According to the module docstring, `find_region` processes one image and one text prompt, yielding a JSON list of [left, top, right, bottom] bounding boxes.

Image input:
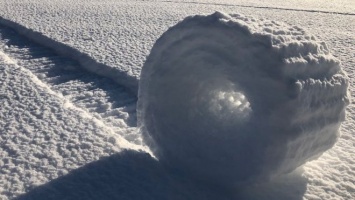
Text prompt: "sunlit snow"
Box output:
[[0, 0, 354, 200]]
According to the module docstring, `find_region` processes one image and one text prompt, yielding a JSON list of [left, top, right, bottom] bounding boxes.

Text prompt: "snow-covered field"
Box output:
[[0, 0, 354, 199]]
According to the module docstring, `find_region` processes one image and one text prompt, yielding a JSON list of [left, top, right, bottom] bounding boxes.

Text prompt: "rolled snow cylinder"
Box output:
[[137, 12, 350, 186]]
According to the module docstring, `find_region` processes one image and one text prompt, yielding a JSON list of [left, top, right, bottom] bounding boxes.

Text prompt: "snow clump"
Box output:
[[137, 12, 350, 186]]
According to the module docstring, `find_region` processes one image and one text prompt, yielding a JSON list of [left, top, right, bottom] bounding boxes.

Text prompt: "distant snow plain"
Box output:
[[0, 0, 354, 199]]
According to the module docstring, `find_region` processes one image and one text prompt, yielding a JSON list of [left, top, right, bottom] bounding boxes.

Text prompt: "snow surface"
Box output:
[[0, 50, 131, 199], [137, 11, 349, 186], [155, 0, 355, 14], [0, 0, 354, 199]]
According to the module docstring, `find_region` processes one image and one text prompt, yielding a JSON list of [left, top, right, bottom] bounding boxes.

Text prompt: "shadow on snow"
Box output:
[[16, 150, 308, 200]]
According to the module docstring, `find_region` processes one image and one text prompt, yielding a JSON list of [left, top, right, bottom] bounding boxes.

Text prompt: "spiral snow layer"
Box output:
[[137, 12, 350, 186]]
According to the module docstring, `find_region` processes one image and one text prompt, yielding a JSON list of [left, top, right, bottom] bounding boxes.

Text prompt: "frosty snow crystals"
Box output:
[[137, 12, 350, 186]]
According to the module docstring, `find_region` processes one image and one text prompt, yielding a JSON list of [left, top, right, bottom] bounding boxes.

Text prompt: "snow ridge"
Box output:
[[0, 24, 145, 147], [0, 50, 140, 151], [0, 53, 121, 199], [0, 16, 139, 95]]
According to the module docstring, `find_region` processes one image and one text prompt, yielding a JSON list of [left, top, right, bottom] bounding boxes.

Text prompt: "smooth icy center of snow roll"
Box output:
[[209, 89, 252, 122]]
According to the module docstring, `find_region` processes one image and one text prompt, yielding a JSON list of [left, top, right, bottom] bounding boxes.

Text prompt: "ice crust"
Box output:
[[137, 12, 350, 185]]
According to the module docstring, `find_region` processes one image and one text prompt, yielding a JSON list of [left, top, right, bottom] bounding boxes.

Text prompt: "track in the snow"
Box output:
[[160, 0, 355, 16], [0, 24, 142, 145]]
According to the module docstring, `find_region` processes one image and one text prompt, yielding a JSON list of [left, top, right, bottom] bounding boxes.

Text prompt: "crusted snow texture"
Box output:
[[137, 12, 350, 186]]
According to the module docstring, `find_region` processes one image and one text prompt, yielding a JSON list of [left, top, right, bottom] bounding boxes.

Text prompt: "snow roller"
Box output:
[[137, 12, 350, 186]]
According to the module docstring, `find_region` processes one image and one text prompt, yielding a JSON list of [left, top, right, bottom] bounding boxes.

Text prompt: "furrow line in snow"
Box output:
[[0, 16, 139, 95], [159, 1, 355, 16], [0, 24, 145, 148], [0, 50, 144, 153]]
